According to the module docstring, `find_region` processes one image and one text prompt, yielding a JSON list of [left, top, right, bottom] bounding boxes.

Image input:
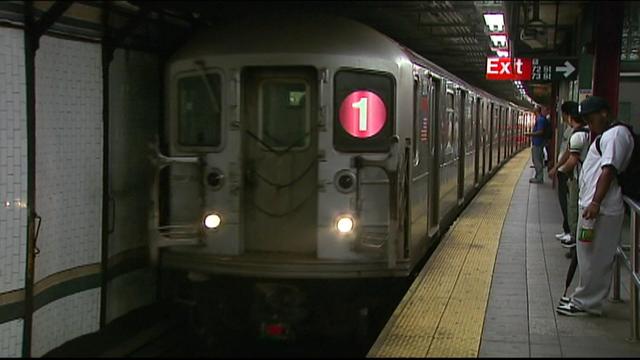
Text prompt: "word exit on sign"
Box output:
[[485, 57, 532, 80]]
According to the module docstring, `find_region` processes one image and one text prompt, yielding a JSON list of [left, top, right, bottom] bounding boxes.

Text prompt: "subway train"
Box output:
[[148, 14, 534, 342]]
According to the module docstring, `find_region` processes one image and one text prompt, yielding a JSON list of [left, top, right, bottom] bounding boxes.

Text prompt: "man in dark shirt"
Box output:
[[525, 105, 548, 183]]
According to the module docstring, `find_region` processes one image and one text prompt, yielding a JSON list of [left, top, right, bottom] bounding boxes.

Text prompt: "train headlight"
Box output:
[[204, 213, 221, 229], [336, 215, 355, 234]]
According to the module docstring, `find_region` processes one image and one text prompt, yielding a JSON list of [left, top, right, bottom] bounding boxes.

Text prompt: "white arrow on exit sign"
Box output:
[[555, 61, 576, 78]]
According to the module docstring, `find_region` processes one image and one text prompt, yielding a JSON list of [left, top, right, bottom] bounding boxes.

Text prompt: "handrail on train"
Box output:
[[612, 195, 640, 342]]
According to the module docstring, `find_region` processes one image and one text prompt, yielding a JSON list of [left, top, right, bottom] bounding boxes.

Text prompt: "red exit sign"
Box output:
[[486, 57, 532, 80]]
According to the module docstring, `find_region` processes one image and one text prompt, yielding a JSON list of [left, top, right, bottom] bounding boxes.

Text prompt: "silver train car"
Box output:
[[148, 14, 534, 339]]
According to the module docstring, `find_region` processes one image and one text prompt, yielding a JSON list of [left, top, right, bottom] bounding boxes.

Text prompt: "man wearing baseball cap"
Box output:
[[557, 96, 635, 316]]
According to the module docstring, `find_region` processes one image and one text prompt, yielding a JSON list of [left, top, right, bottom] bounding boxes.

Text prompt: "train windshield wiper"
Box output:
[[194, 60, 221, 114]]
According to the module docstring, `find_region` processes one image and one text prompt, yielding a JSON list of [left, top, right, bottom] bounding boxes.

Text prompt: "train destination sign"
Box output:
[[339, 90, 387, 139], [531, 58, 578, 81], [486, 57, 578, 81]]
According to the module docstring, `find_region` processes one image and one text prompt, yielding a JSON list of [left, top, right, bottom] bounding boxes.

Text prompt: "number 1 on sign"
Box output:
[[352, 97, 368, 131]]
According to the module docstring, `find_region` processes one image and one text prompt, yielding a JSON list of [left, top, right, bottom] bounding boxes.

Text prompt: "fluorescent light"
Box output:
[[490, 34, 508, 48], [483, 13, 505, 32]]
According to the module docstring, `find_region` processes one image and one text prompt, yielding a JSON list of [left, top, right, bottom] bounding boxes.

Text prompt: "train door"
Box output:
[[457, 89, 465, 203], [412, 70, 430, 249], [439, 85, 458, 222], [474, 96, 481, 185], [242, 66, 318, 254], [480, 99, 487, 179], [488, 102, 494, 172], [510, 109, 516, 156], [497, 106, 503, 165], [462, 92, 474, 196], [428, 76, 441, 236], [504, 108, 510, 159], [492, 105, 500, 170]]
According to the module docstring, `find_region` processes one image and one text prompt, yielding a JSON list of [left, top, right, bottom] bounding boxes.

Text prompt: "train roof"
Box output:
[[171, 13, 528, 111], [171, 14, 407, 63]]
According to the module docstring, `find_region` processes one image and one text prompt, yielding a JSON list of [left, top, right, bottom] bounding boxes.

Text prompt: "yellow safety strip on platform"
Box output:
[[368, 151, 529, 358]]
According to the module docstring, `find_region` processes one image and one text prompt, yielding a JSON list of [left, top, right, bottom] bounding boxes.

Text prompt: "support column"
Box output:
[[577, 2, 594, 103], [592, 1, 624, 117]]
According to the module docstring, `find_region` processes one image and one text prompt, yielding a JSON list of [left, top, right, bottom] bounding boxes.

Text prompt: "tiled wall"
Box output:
[[0, 30, 161, 356], [0, 27, 27, 357], [0, 28, 27, 294], [32, 36, 102, 355], [34, 36, 102, 282], [106, 49, 159, 322], [0, 319, 23, 357], [31, 288, 100, 357], [106, 269, 156, 322]]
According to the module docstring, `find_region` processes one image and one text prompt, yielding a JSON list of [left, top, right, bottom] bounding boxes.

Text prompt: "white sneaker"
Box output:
[[555, 232, 571, 241]]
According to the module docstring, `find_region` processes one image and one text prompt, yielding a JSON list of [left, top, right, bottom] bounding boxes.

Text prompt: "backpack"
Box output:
[[594, 122, 640, 201], [543, 117, 553, 140]]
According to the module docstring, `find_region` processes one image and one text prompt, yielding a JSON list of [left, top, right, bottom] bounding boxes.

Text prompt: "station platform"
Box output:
[[368, 151, 640, 357]]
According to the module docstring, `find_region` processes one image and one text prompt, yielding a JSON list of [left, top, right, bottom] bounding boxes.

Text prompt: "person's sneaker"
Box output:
[[556, 302, 590, 316], [561, 238, 576, 248], [555, 232, 571, 240], [559, 296, 570, 305], [529, 178, 543, 184]]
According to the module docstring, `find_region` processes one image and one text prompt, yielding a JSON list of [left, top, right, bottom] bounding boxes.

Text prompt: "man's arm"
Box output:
[[558, 152, 580, 174], [524, 129, 543, 136], [549, 148, 571, 177], [582, 165, 616, 220]]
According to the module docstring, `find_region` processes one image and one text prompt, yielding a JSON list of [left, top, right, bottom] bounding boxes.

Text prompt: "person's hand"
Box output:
[[582, 202, 600, 220], [548, 167, 557, 178]]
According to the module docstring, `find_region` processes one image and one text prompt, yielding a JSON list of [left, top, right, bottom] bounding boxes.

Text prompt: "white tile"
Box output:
[[0, 27, 26, 293], [0, 319, 23, 357], [34, 36, 103, 282], [32, 288, 100, 357]]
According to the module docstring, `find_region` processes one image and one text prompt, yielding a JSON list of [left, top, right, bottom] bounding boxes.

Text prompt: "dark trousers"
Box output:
[[557, 171, 570, 234]]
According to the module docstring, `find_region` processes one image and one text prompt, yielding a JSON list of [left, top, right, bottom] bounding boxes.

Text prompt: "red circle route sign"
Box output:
[[339, 90, 387, 138]]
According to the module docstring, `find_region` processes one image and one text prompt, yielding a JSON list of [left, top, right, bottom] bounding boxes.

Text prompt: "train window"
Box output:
[[259, 80, 310, 150], [443, 91, 456, 160], [446, 92, 454, 110], [333, 69, 394, 152], [178, 74, 222, 147]]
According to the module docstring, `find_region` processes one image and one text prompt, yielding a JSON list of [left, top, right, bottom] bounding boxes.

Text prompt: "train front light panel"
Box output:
[[336, 215, 355, 234], [206, 168, 224, 190], [203, 213, 222, 230], [334, 170, 356, 193]]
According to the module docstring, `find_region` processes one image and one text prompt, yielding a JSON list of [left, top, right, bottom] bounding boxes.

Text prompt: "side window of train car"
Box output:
[[177, 73, 223, 148], [259, 80, 310, 150], [444, 90, 455, 159], [465, 94, 473, 153], [334, 69, 395, 152]]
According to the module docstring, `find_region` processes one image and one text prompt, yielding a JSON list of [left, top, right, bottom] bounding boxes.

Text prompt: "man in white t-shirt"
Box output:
[[549, 101, 582, 244], [557, 96, 634, 317]]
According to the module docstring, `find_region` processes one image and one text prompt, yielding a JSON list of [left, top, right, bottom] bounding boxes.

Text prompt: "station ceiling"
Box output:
[[146, 0, 587, 108], [2, 1, 593, 107]]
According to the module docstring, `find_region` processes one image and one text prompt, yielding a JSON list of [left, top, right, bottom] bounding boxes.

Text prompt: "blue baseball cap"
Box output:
[[578, 96, 610, 116]]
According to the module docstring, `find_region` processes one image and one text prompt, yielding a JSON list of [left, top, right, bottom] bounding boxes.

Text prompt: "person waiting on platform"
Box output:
[[556, 96, 634, 317], [524, 105, 550, 184], [548, 101, 579, 245], [549, 102, 590, 304]]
